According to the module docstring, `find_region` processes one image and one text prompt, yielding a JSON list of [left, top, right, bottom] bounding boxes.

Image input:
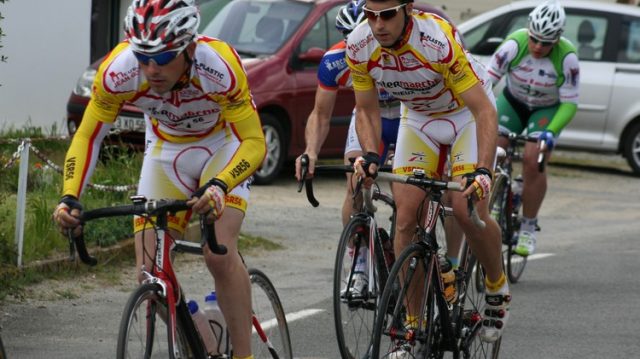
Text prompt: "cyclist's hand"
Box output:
[[462, 167, 492, 201], [353, 152, 380, 179], [539, 130, 555, 152], [189, 179, 227, 219], [52, 195, 82, 236], [295, 152, 317, 182]]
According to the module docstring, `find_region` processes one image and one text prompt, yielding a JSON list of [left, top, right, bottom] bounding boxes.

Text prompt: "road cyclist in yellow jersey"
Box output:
[[346, 0, 511, 353], [487, 0, 580, 257], [52, 1, 266, 358]]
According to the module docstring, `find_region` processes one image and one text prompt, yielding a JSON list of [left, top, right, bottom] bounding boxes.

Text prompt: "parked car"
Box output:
[[66, 0, 451, 184], [458, 0, 640, 175]]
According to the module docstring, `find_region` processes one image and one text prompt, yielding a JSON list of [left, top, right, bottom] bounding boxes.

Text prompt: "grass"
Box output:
[[0, 130, 285, 302]]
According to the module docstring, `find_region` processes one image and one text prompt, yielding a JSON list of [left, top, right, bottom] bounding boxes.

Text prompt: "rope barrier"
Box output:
[[1, 138, 138, 192]]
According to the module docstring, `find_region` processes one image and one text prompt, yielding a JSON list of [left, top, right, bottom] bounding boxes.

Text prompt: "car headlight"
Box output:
[[72, 68, 97, 97]]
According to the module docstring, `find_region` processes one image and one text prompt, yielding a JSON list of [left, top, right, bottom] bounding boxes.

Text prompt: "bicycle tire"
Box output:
[[249, 268, 293, 359], [0, 334, 6, 359], [333, 215, 384, 359], [371, 242, 446, 358], [492, 172, 528, 283], [456, 244, 501, 359], [116, 283, 194, 359]]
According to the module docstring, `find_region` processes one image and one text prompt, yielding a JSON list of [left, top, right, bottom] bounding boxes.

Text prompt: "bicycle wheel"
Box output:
[[371, 242, 445, 358], [492, 173, 527, 283], [117, 283, 192, 359], [0, 333, 6, 359], [249, 268, 293, 359], [333, 215, 385, 359], [456, 245, 501, 359]]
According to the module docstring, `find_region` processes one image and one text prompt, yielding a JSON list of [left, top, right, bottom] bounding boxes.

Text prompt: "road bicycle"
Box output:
[[490, 133, 547, 284], [369, 170, 502, 359], [67, 195, 292, 359], [298, 158, 399, 359]]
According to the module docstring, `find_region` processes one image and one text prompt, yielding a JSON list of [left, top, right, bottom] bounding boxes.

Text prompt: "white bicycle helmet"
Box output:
[[528, 0, 566, 41], [335, 0, 365, 37], [124, 0, 200, 54]]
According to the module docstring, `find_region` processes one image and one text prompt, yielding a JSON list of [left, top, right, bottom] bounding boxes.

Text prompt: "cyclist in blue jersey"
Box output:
[[487, 0, 580, 256]]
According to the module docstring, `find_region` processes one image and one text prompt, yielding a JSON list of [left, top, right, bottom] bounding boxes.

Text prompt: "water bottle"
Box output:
[[511, 175, 523, 213], [203, 291, 228, 355], [187, 299, 217, 355], [439, 256, 457, 305]]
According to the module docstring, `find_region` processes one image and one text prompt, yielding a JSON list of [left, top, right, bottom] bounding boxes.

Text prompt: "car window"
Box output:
[[327, 5, 345, 47], [201, 0, 312, 55], [563, 15, 607, 61], [618, 17, 640, 63]]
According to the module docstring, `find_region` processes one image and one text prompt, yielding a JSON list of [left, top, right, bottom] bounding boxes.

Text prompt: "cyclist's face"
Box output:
[[527, 35, 556, 58], [138, 43, 195, 94], [365, 1, 412, 47]]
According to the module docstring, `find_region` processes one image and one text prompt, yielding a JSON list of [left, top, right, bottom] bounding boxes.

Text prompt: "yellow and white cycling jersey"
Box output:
[[63, 35, 265, 201], [346, 10, 491, 117]]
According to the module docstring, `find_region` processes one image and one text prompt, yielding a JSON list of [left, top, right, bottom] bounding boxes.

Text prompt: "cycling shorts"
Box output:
[[134, 124, 251, 234], [392, 100, 495, 179], [344, 111, 400, 163], [497, 88, 560, 136]]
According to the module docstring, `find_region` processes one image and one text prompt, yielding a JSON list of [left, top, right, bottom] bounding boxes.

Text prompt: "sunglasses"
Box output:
[[362, 3, 407, 21], [133, 50, 181, 66], [528, 36, 554, 47]]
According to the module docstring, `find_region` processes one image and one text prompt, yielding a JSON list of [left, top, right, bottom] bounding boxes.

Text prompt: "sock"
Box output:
[[355, 246, 368, 273], [520, 216, 537, 233], [485, 272, 507, 293]]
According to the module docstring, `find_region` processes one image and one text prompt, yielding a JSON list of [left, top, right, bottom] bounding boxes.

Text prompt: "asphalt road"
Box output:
[[1, 152, 640, 358]]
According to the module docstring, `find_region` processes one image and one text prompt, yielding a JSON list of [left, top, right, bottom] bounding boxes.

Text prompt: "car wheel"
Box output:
[[624, 121, 640, 176], [254, 113, 286, 185]]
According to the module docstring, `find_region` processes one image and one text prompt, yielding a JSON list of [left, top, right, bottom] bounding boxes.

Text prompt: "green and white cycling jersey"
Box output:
[[488, 29, 580, 109]]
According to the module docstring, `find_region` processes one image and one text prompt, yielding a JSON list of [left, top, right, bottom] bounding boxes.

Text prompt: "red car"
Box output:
[[66, 0, 451, 184]]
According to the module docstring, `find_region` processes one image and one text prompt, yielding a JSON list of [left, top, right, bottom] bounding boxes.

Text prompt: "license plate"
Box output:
[[112, 115, 145, 133]]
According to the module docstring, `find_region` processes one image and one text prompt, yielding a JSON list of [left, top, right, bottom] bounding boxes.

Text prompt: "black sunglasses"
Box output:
[[529, 36, 554, 47], [362, 3, 407, 21]]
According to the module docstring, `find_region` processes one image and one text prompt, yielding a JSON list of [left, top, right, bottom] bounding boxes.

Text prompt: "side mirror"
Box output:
[[473, 37, 504, 56], [298, 47, 325, 63]]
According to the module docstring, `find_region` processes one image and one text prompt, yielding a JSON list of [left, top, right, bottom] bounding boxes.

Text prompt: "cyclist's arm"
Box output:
[[62, 71, 125, 199], [346, 55, 381, 155], [303, 86, 339, 161], [487, 38, 518, 87], [460, 83, 498, 171], [548, 52, 580, 135]]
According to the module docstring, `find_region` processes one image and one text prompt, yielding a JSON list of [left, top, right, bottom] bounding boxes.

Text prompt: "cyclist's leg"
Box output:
[[200, 133, 254, 357], [519, 106, 558, 245], [448, 118, 510, 342]]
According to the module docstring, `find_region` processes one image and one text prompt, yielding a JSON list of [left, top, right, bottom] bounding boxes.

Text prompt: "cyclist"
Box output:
[[52, 1, 265, 358], [487, 0, 580, 256], [294, 0, 400, 295], [347, 0, 510, 345]]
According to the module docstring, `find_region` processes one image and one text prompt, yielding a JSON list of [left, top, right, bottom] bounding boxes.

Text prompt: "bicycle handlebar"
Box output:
[[499, 132, 547, 173], [68, 198, 228, 266]]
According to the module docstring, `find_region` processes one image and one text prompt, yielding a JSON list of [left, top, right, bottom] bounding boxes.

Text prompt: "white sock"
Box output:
[[520, 217, 537, 233]]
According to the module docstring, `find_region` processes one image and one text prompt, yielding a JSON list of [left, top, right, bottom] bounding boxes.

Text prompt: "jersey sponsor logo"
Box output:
[[450, 60, 462, 75], [108, 67, 139, 88], [537, 69, 557, 80], [495, 51, 508, 69], [225, 194, 243, 206], [229, 159, 251, 179], [324, 57, 347, 71], [194, 59, 226, 84], [419, 32, 446, 51], [378, 78, 441, 92], [569, 67, 579, 87], [64, 157, 76, 181], [452, 151, 464, 163], [381, 53, 397, 69], [398, 53, 421, 69], [348, 33, 375, 56], [408, 151, 427, 164]]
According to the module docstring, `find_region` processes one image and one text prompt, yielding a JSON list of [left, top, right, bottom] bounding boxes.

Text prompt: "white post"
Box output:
[[15, 140, 30, 268]]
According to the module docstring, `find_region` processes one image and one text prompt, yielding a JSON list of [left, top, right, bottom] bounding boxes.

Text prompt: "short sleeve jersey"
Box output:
[[346, 11, 489, 117], [487, 29, 580, 108]]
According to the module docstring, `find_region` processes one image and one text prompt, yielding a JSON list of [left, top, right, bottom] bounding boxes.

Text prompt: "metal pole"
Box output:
[[15, 140, 30, 268]]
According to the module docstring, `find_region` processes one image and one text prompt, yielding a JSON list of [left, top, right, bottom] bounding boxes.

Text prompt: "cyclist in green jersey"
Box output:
[[487, 0, 580, 256]]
